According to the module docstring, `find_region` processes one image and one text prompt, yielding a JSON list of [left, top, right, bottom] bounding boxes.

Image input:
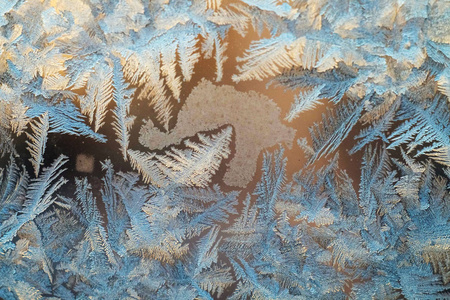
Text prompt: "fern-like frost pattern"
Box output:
[[0, 0, 449, 299]]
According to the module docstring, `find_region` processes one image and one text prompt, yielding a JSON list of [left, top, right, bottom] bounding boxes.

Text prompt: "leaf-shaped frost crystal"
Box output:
[[157, 125, 233, 187], [26, 112, 49, 177]]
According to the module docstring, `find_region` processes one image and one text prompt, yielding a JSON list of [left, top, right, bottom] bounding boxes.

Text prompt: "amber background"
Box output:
[[37, 15, 365, 204], [16, 0, 368, 215]]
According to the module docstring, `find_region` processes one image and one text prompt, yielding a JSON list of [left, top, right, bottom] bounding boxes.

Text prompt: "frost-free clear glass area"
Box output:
[[0, 0, 449, 299]]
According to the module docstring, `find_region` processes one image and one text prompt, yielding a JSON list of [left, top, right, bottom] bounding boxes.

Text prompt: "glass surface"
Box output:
[[0, 1, 449, 299]]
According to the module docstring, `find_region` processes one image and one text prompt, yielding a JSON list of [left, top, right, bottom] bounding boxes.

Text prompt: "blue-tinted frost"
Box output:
[[0, 0, 449, 299]]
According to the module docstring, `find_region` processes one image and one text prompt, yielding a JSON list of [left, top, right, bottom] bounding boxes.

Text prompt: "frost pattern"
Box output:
[[0, 0, 449, 299], [139, 80, 295, 187]]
